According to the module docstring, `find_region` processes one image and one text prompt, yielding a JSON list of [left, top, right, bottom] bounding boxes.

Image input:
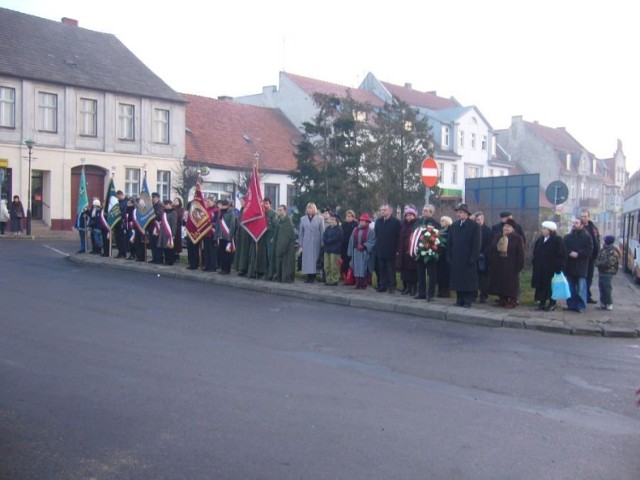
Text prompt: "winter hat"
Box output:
[[541, 221, 557, 231], [358, 213, 372, 223], [500, 211, 512, 218], [504, 218, 517, 228], [604, 235, 615, 245], [92, 199, 100, 206], [404, 208, 417, 217]]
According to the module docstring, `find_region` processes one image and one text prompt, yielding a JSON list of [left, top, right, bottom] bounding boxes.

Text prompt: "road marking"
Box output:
[[42, 244, 70, 257]]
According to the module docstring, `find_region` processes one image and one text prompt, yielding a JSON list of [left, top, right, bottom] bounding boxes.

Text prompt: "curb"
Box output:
[[67, 255, 640, 338]]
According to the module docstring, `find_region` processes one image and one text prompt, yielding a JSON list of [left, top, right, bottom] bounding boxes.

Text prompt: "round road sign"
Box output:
[[545, 180, 569, 205], [421, 157, 439, 188]]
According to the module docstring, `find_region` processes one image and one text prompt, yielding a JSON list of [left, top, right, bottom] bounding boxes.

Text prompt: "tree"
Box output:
[[290, 92, 377, 216], [172, 158, 204, 204], [370, 97, 434, 209]]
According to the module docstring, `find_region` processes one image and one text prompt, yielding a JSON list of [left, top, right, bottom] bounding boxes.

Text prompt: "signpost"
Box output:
[[421, 157, 438, 205], [545, 180, 569, 221]]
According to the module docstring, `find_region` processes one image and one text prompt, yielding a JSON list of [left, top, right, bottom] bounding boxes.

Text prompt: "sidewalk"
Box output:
[[67, 252, 640, 339]]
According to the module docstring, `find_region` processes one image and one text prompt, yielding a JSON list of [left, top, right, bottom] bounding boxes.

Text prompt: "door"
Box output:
[[71, 166, 106, 218]]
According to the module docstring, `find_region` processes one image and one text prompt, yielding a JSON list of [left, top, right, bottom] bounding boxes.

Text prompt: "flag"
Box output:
[[77, 167, 89, 216], [134, 176, 156, 232], [185, 188, 212, 244], [241, 165, 267, 242], [100, 177, 122, 230]]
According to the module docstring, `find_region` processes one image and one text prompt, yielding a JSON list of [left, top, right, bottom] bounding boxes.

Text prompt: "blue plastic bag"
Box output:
[[551, 272, 571, 300]]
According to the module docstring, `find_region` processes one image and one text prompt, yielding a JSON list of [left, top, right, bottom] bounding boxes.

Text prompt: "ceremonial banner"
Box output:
[[77, 167, 89, 216], [240, 165, 267, 242], [185, 188, 211, 244], [134, 176, 156, 232], [101, 178, 122, 230]]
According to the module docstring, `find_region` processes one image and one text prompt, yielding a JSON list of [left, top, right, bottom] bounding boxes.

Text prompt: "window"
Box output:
[[264, 183, 279, 206], [491, 137, 496, 156], [354, 111, 367, 122], [286, 185, 297, 208], [466, 166, 480, 178], [125, 168, 140, 197], [592, 159, 597, 175], [157, 170, 171, 201], [459, 130, 465, 148], [154, 108, 169, 144], [451, 164, 458, 184], [481, 135, 487, 151], [118, 103, 135, 140], [79, 98, 97, 136], [38, 92, 57, 132], [441, 126, 450, 149], [566, 153, 571, 170], [438, 162, 445, 182], [0, 87, 15, 128], [471, 133, 476, 149]]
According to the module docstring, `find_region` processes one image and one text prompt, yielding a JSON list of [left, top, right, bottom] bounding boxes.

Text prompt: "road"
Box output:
[[1, 240, 639, 479]]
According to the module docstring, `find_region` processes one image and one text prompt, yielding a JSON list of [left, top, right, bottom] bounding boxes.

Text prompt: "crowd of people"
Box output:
[[74, 191, 619, 311]]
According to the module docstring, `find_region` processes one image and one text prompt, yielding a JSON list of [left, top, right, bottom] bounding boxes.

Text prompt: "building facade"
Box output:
[[0, 8, 186, 230]]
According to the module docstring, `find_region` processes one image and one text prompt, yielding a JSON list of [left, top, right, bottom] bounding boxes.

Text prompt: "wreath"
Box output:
[[409, 225, 444, 264]]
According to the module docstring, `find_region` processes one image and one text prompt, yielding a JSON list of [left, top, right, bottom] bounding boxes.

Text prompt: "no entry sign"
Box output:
[[421, 157, 439, 188]]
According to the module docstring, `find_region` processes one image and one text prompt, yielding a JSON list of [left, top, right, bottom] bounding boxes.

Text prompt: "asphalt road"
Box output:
[[1, 240, 639, 480]]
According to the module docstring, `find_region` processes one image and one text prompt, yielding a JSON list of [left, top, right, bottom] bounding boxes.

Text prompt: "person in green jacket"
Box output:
[[271, 205, 296, 283]]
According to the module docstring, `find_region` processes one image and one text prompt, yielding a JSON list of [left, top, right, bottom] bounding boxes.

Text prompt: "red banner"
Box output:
[[241, 165, 267, 242], [186, 189, 212, 244]]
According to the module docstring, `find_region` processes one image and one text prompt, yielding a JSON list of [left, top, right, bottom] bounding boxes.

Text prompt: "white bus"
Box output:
[[622, 170, 640, 283]]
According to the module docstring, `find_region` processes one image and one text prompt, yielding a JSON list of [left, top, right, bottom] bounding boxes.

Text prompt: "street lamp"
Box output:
[[25, 139, 35, 235]]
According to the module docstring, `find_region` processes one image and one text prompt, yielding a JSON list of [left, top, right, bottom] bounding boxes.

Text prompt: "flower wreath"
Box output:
[[409, 225, 444, 263]]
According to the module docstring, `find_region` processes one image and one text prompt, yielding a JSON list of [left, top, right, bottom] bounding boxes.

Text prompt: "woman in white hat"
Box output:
[[531, 220, 566, 311]]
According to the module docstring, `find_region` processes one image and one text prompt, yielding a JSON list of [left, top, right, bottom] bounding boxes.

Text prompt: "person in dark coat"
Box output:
[[488, 219, 525, 308], [414, 204, 439, 300], [396, 208, 418, 296], [531, 221, 566, 311], [173, 197, 185, 262], [374, 204, 402, 293], [158, 199, 177, 265], [563, 217, 594, 312], [436, 216, 452, 298], [473, 211, 492, 303], [215, 199, 236, 274], [491, 211, 526, 245], [446, 203, 481, 308], [9, 195, 25, 235], [114, 190, 129, 258], [271, 205, 296, 283], [322, 212, 343, 286], [340, 210, 357, 276], [580, 209, 601, 304]]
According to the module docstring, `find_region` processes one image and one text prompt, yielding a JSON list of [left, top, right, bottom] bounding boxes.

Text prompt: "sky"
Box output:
[[5, 0, 640, 174]]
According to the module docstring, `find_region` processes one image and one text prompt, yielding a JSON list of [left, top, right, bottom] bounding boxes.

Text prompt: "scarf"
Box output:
[[497, 234, 509, 257], [352, 225, 369, 247]]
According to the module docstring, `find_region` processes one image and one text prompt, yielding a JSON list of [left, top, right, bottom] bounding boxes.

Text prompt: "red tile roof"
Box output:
[[183, 94, 301, 173], [525, 121, 588, 154], [380, 81, 461, 110], [282, 72, 385, 107]]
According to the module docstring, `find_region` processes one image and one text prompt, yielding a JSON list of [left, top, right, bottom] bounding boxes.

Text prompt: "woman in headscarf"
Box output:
[[488, 218, 525, 308]]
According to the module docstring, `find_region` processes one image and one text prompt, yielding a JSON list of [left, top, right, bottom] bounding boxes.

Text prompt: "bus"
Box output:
[[622, 169, 640, 283]]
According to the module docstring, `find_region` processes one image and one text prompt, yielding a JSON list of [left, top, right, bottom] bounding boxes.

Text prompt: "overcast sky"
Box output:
[[6, 0, 639, 174]]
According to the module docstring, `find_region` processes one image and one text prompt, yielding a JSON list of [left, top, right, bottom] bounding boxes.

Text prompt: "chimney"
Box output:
[[217, 96, 233, 101], [404, 83, 412, 90], [61, 17, 78, 27]]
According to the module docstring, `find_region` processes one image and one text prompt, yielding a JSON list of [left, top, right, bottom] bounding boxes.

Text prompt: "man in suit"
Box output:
[[374, 204, 402, 294]]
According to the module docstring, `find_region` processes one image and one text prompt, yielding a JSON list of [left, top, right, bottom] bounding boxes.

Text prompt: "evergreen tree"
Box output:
[[370, 97, 434, 209]]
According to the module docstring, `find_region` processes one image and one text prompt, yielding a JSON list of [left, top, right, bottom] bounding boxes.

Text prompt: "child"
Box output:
[[595, 235, 620, 311], [322, 213, 343, 286]]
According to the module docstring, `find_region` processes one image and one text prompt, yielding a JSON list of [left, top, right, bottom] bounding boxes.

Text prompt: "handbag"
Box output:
[[551, 272, 571, 300]]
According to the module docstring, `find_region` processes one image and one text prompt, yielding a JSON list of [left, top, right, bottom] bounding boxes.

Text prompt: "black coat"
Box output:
[[563, 229, 593, 278], [488, 232, 525, 298], [584, 220, 601, 259], [447, 218, 481, 292], [531, 234, 566, 289], [491, 221, 526, 245], [374, 216, 401, 259], [478, 224, 492, 273]]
